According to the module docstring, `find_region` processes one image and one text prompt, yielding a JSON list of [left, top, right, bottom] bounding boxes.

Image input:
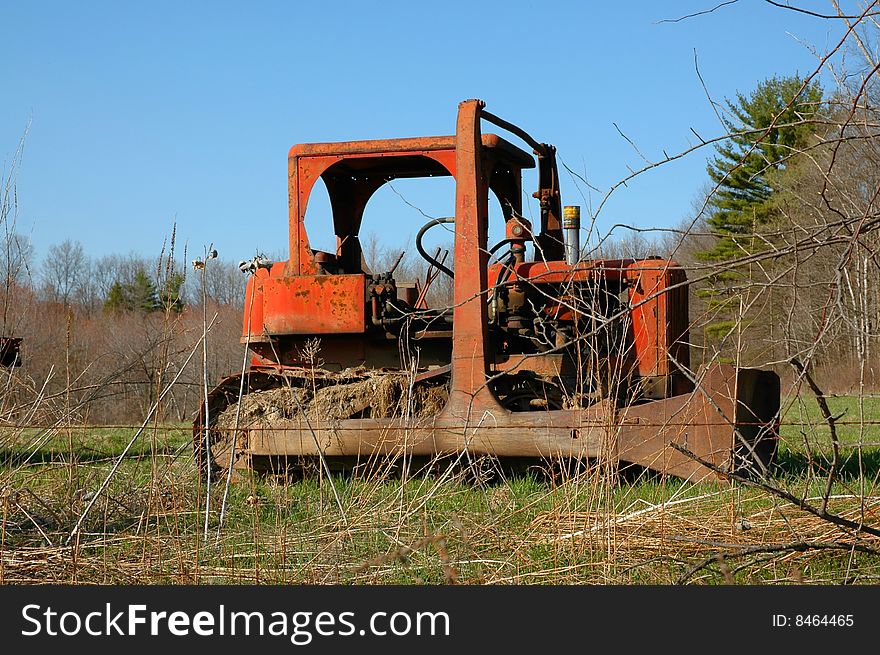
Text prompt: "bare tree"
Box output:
[[185, 258, 247, 309], [40, 239, 89, 306]]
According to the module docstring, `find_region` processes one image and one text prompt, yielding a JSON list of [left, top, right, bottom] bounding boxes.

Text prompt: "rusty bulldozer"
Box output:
[[195, 99, 780, 482]]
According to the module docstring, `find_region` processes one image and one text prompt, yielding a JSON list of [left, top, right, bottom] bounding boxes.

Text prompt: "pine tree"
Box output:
[[103, 269, 161, 313], [103, 282, 129, 313], [130, 270, 161, 312], [698, 75, 823, 344]]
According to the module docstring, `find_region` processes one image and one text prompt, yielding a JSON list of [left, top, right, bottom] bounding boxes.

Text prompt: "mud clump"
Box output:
[[215, 372, 448, 430]]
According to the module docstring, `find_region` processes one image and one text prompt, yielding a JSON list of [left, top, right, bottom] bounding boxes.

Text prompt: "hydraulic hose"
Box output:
[[416, 217, 455, 279], [489, 238, 515, 259]]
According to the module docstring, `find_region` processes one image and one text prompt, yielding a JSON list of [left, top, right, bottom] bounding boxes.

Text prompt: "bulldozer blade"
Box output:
[[616, 364, 780, 481], [200, 364, 778, 482]]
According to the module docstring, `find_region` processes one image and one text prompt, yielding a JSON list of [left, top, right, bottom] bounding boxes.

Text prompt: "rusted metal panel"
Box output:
[[442, 99, 504, 416], [245, 405, 609, 458], [289, 134, 533, 167], [627, 259, 690, 387], [487, 259, 643, 286], [261, 274, 366, 335], [617, 364, 778, 480]]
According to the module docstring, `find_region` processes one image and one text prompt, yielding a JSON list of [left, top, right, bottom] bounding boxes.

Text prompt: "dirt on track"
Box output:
[[215, 370, 449, 430]]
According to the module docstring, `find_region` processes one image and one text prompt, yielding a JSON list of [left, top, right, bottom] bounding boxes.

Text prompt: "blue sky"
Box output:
[[0, 1, 852, 265]]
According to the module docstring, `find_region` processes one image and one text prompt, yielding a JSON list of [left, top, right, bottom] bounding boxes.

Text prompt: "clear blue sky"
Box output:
[[0, 1, 852, 265]]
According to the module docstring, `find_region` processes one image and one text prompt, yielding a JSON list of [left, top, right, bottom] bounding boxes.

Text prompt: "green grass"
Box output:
[[780, 395, 880, 446], [775, 395, 880, 483], [1, 397, 879, 585]]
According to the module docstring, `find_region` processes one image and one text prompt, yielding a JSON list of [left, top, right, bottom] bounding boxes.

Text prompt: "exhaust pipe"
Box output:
[[563, 205, 580, 265]]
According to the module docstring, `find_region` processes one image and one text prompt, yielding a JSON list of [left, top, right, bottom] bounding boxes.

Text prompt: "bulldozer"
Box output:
[[194, 99, 780, 482]]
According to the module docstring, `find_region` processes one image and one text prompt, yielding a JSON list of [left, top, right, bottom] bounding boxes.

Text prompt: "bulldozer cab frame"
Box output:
[[286, 132, 535, 278]]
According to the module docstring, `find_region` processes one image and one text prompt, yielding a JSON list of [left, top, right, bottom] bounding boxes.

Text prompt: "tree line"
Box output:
[[4, 238, 248, 314], [0, 235, 250, 425]]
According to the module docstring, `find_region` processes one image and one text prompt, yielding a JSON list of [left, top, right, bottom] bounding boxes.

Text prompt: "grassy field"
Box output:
[[1, 396, 879, 585]]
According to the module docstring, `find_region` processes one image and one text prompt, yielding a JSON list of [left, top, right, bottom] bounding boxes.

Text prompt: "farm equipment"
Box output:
[[194, 99, 780, 482]]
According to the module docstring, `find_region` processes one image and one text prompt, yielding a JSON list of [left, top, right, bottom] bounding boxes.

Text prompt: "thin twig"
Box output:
[[790, 358, 841, 515], [656, 0, 739, 24], [679, 540, 880, 584]]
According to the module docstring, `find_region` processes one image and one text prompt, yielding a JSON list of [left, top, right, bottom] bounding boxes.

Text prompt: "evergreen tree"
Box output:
[[698, 75, 823, 344], [130, 270, 161, 312], [103, 269, 161, 313], [103, 281, 129, 313]]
